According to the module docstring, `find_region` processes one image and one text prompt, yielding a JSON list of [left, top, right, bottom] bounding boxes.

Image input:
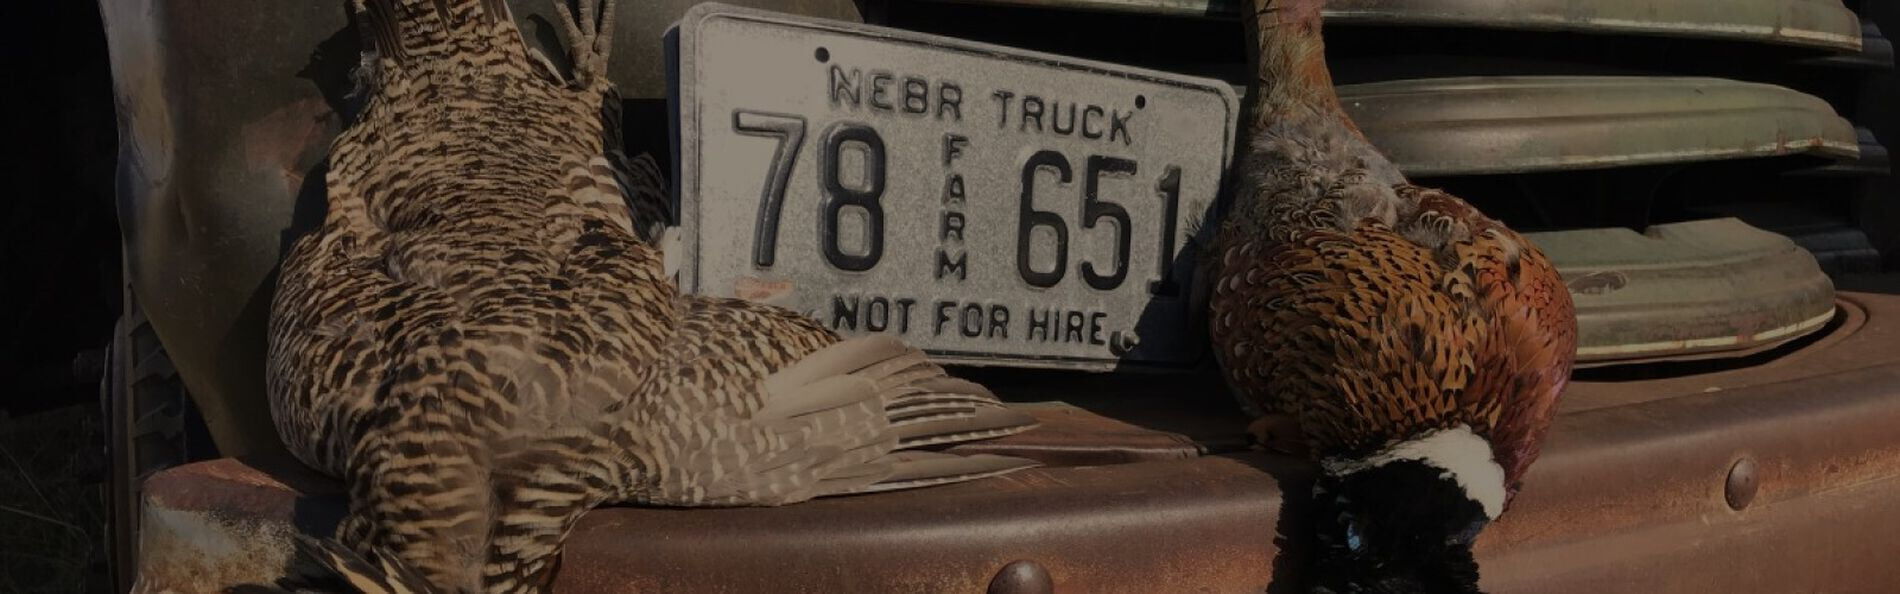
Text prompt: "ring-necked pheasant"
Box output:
[[1207, 0, 1578, 591], [266, 1, 1037, 591]]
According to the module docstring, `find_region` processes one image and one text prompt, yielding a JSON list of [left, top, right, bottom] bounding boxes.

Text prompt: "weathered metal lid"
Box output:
[[1528, 218, 1836, 367], [1328, 76, 1860, 176], [930, 0, 1864, 51], [1788, 126, 1893, 176]]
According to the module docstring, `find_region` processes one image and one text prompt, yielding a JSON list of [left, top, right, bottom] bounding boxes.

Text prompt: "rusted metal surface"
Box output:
[[131, 455, 345, 593], [1477, 294, 1900, 592], [137, 293, 1900, 592], [1528, 218, 1836, 366], [987, 560, 1056, 594], [1331, 76, 1860, 176], [96, 0, 858, 457], [137, 453, 1293, 592], [1724, 457, 1758, 511], [925, 0, 1865, 51]]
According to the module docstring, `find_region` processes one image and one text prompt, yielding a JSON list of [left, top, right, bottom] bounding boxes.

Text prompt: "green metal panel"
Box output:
[[1529, 218, 1836, 366], [922, 0, 1865, 51], [1331, 76, 1861, 176]]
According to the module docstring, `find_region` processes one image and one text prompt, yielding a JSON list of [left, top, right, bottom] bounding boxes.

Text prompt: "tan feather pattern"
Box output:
[[1210, 0, 1576, 503], [267, 1, 1037, 591]]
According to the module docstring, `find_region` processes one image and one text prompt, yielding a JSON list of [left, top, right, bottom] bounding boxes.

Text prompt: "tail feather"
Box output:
[[754, 336, 1040, 500], [849, 452, 1039, 494], [355, 0, 523, 67], [893, 405, 1041, 449], [754, 375, 881, 421], [276, 534, 438, 594], [761, 335, 909, 395]]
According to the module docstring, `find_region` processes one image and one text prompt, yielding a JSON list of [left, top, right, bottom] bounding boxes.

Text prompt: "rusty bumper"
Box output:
[[137, 293, 1900, 593]]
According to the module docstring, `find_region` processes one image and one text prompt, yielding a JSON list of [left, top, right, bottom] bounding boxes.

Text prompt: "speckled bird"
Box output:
[[1207, 0, 1577, 591], [266, 1, 1037, 592]]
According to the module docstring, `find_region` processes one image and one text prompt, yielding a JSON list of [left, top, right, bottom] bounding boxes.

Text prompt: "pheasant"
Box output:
[[1207, 0, 1577, 591], [266, 1, 1037, 591]]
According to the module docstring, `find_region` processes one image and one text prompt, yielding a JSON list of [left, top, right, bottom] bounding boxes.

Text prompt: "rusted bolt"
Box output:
[[988, 559, 1053, 594], [1726, 457, 1759, 511]]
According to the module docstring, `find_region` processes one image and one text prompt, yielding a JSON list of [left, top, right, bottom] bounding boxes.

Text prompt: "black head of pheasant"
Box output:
[[1212, 0, 1577, 591], [1307, 426, 1501, 593]]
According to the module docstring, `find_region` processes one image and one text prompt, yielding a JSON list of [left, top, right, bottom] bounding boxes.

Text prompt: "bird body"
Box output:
[[267, 1, 1036, 591], [1209, 0, 1577, 591]]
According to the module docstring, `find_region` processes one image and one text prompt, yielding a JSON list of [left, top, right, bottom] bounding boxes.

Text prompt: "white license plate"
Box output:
[[669, 3, 1238, 370]]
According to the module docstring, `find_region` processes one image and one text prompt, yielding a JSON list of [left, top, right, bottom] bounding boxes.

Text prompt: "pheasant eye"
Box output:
[[1345, 519, 1368, 552]]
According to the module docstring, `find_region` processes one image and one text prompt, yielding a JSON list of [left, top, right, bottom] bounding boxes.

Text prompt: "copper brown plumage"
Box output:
[[266, 1, 1037, 592], [1208, 0, 1576, 591]]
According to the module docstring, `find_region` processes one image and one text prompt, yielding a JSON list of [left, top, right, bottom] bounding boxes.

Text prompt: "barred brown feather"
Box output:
[[267, 1, 1037, 591]]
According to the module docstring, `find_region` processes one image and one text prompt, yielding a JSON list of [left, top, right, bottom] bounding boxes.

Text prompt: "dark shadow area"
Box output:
[[525, 13, 576, 77], [1249, 454, 1317, 594], [1121, 173, 1224, 373], [1414, 154, 1851, 235], [285, 21, 363, 262], [2, 1, 123, 592], [621, 98, 675, 181], [1, 0, 122, 417], [949, 359, 1316, 592], [301, 19, 369, 124], [1838, 272, 1900, 295]]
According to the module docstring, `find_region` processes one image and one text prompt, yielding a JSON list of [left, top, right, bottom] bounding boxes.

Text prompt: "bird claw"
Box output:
[[553, 0, 618, 87]]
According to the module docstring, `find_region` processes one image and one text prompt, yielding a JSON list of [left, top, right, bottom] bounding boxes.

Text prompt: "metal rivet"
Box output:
[[988, 559, 1053, 594], [1109, 331, 1140, 356], [1725, 457, 1758, 511]]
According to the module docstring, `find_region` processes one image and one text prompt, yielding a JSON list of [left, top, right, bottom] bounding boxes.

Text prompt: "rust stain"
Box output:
[[133, 506, 296, 593], [239, 96, 338, 193]]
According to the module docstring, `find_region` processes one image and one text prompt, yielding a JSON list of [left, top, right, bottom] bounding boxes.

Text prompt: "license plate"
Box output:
[[669, 3, 1238, 370]]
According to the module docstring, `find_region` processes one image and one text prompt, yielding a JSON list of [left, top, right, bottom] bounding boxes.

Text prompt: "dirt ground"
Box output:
[[0, 405, 111, 593]]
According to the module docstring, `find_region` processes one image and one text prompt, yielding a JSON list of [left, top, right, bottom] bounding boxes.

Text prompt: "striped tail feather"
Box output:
[[851, 451, 1040, 494], [353, 0, 528, 68], [768, 336, 1042, 498], [273, 533, 439, 594]]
